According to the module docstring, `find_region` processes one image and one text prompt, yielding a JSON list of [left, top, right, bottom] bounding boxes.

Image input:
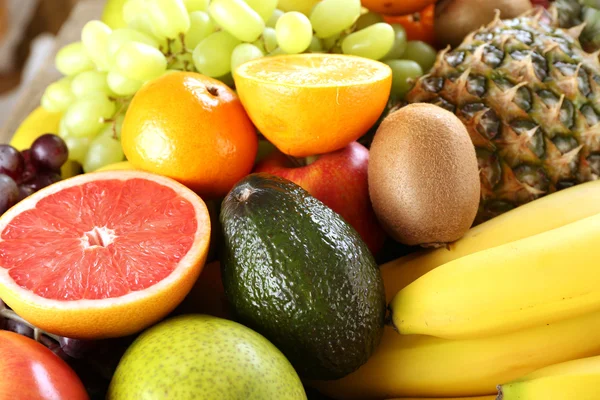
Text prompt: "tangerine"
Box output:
[[121, 72, 258, 198]]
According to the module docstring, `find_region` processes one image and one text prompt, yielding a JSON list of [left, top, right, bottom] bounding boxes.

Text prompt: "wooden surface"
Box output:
[[0, 0, 104, 142]]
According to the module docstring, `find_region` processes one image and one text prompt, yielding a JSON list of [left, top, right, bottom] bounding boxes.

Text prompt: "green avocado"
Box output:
[[219, 173, 386, 380]]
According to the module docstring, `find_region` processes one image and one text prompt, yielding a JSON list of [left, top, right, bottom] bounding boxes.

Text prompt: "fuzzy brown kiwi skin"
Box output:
[[367, 103, 481, 247]]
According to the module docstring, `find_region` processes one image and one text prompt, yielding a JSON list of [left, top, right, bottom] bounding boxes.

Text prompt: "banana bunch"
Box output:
[[311, 180, 600, 399]]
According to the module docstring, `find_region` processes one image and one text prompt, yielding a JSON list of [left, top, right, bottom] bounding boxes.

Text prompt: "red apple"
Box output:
[[254, 141, 387, 255], [0, 330, 89, 400]]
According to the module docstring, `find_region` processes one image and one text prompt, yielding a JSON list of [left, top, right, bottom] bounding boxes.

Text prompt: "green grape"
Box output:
[[55, 42, 95, 76], [209, 0, 265, 42], [262, 27, 278, 53], [244, 0, 278, 21], [267, 47, 288, 56], [341, 22, 394, 60], [310, 0, 361, 38], [71, 71, 112, 98], [252, 37, 266, 53], [81, 20, 112, 71], [355, 11, 384, 31], [183, 0, 210, 12], [169, 52, 194, 71], [107, 70, 144, 96], [58, 116, 70, 139], [115, 42, 167, 81], [64, 135, 92, 165], [122, 0, 144, 24], [216, 72, 235, 88], [385, 59, 423, 99], [185, 11, 216, 50], [107, 28, 159, 67], [307, 35, 323, 53], [278, 0, 320, 15], [64, 95, 116, 138], [193, 31, 240, 77], [231, 43, 264, 73], [112, 112, 126, 140], [83, 133, 125, 172], [383, 24, 408, 60], [123, 0, 160, 39], [402, 40, 438, 73], [322, 33, 341, 50], [41, 77, 75, 113], [275, 11, 312, 54], [148, 0, 191, 39], [266, 9, 284, 28]]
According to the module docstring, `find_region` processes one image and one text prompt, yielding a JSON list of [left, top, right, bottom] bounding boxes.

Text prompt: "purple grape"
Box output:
[[0, 175, 19, 215], [17, 185, 35, 201], [5, 319, 34, 338], [21, 171, 61, 192], [0, 299, 5, 330], [20, 149, 37, 183], [43, 339, 70, 361], [0, 145, 24, 180], [59, 337, 98, 359], [30, 134, 68, 172]]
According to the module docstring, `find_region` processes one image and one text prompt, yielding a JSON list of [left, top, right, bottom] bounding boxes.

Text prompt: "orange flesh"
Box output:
[[0, 178, 197, 301]]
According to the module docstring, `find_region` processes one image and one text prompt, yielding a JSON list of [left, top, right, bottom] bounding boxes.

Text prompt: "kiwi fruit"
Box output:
[[367, 103, 480, 247]]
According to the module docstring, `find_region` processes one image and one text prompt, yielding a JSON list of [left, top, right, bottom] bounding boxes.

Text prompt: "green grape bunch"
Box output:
[[41, 0, 437, 173]]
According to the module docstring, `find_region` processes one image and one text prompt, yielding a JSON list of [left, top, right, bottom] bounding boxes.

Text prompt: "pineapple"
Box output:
[[555, 0, 600, 52], [406, 7, 600, 223]]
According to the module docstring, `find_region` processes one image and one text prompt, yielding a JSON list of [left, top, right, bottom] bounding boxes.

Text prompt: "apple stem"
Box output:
[[0, 301, 62, 342]]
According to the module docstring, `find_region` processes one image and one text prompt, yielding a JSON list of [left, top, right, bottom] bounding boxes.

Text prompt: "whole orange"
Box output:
[[362, 0, 437, 16], [121, 72, 258, 198]]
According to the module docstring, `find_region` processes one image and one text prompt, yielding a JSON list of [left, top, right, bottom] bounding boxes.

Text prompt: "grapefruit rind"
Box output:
[[0, 170, 211, 339]]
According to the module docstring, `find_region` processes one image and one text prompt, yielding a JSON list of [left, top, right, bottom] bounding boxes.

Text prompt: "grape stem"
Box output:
[[0, 300, 61, 342], [107, 98, 132, 139]]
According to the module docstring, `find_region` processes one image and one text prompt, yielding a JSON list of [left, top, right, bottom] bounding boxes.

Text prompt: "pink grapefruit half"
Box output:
[[0, 170, 211, 339]]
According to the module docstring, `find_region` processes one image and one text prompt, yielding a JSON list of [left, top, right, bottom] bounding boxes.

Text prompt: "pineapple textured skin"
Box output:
[[406, 8, 600, 223]]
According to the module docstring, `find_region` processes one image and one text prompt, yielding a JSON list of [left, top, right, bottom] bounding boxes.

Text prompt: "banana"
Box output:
[[498, 355, 600, 399], [390, 212, 600, 340], [380, 179, 600, 302], [310, 310, 600, 399]]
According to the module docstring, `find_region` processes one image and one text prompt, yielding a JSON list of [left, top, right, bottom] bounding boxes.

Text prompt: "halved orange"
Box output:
[[234, 54, 392, 157], [0, 170, 210, 339]]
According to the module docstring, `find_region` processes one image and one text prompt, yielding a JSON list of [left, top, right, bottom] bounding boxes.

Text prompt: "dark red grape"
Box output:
[[20, 149, 37, 183], [59, 337, 98, 359], [0, 175, 19, 214], [30, 134, 68, 172], [21, 171, 61, 192], [0, 145, 24, 180]]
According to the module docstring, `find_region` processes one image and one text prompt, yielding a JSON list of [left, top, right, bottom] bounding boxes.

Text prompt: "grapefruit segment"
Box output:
[[0, 170, 211, 339]]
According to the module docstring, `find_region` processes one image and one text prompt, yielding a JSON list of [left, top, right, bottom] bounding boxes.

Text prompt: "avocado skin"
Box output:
[[220, 173, 386, 381]]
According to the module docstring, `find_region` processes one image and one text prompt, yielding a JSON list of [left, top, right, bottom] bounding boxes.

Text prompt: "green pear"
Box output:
[[107, 314, 307, 400]]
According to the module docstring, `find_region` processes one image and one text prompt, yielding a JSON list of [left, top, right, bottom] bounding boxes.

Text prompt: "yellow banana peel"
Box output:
[[311, 310, 600, 399], [381, 179, 600, 302], [391, 212, 600, 339], [499, 354, 600, 399]]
